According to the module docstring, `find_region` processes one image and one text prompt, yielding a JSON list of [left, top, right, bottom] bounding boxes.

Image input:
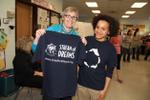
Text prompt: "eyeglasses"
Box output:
[[64, 14, 78, 21]]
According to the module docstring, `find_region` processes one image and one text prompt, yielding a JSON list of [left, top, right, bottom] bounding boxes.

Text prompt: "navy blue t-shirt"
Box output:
[[33, 31, 85, 97], [78, 36, 117, 90]]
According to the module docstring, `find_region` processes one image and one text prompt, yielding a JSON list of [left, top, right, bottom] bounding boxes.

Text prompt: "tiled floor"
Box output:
[[0, 87, 42, 100], [0, 57, 150, 100], [106, 57, 150, 100]]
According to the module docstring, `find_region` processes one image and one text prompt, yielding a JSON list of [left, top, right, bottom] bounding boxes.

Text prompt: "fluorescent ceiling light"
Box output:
[[85, 2, 98, 7], [131, 2, 148, 8], [122, 15, 130, 18], [92, 10, 101, 14], [125, 11, 136, 14]]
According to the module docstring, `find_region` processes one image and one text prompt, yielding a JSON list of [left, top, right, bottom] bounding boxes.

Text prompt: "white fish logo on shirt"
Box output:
[[84, 48, 101, 69], [45, 43, 57, 56]]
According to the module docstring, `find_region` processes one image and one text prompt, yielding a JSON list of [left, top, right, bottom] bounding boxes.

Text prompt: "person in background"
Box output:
[[144, 37, 150, 60], [13, 36, 43, 88], [32, 6, 79, 53], [131, 28, 141, 60], [121, 29, 132, 62], [77, 14, 119, 100], [110, 30, 123, 83]]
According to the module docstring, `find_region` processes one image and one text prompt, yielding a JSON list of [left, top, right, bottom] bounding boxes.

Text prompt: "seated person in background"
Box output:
[[13, 36, 43, 88]]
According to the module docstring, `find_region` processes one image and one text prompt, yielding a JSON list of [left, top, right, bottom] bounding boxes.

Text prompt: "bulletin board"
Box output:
[[37, 8, 49, 29], [123, 24, 145, 33], [0, 30, 7, 70]]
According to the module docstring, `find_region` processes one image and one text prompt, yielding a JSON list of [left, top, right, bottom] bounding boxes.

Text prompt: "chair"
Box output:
[[13, 67, 42, 100]]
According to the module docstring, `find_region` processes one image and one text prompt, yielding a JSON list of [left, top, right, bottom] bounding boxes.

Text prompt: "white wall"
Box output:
[[120, 19, 150, 35], [49, 0, 63, 13], [76, 22, 94, 37], [77, 19, 150, 37], [0, 0, 15, 70], [0, 0, 62, 71]]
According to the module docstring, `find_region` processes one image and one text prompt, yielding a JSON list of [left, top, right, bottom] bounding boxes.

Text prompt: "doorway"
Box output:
[[16, 2, 32, 41]]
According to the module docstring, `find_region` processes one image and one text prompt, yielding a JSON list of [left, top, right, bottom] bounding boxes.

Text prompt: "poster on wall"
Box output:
[[51, 12, 60, 25], [0, 50, 5, 70], [0, 0, 15, 70], [37, 8, 49, 29], [123, 24, 145, 34], [135, 25, 145, 33], [31, 0, 48, 7], [31, 0, 54, 10], [0, 29, 7, 70]]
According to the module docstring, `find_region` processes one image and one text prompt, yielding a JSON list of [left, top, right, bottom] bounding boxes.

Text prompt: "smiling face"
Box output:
[[62, 11, 77, 29], [94, 20, 110, 41]]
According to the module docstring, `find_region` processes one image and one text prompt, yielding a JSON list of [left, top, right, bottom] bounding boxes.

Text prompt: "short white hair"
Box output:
[[61, 6, 79, 18]]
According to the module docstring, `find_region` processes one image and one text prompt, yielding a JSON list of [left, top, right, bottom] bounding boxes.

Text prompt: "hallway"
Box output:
[[106, 57, 150, 100], [0, 57, 150, 100]]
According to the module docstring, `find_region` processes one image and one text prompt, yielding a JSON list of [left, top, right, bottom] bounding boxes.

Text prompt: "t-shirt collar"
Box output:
[[61, 24, 74, 34]]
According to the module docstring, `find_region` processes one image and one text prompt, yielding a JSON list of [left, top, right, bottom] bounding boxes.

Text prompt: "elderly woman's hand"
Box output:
[[33, 29, 46, 44], [34, 71, 43, 77]]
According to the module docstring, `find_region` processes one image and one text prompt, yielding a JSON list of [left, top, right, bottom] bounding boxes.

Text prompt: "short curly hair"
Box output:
[[92, 14, 119, 36]]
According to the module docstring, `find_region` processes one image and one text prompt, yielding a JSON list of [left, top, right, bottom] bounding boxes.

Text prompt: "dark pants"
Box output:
[[43, 96, 72, 100], [122, 47, 130, 62], [132, 47, 140, 60], [16, 76, 43, 88], [144, 48, 150, 60], [117, 54, 121, 70]]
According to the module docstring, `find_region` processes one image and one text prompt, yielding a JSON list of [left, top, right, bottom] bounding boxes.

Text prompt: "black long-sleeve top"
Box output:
[[13, 49, 42, 86]]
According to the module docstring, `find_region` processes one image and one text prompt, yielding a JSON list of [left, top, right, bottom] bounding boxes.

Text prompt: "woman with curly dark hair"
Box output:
[[77, 14, 119, 100]]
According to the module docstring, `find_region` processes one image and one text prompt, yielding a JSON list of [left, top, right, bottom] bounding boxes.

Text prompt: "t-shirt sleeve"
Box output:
[[106, 45, 117, 78], [32, 35, 44, 62], [76, 39, 86, 65], [46, 24, 60, 32], [31, 43, 37, 53]]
